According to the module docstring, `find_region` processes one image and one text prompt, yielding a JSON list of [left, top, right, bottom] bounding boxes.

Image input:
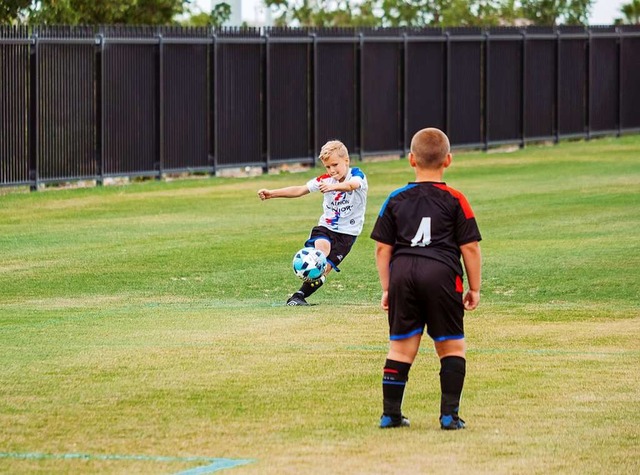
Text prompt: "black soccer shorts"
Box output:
[[304, 226, 357, 272], [387, 254, 464, 341]]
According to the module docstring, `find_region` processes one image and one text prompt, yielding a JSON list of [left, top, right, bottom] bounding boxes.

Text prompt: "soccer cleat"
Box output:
[[286, 292, 309, 306], [379, 414, 410, 429], [440, 414, 465, 430]]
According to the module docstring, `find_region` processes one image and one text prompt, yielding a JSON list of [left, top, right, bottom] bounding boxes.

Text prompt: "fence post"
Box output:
[[483, 30, 490, 151], [156, 32, 164, 180], [311, 32, 318, 166], [402, 32, 408, 158], [264, 32, 271, 173], [211, 30, 218, 175], [445, 31, 451, 138], [28, 32, 39, 191], [520, 29, 526, 148], [555, 28, 560, 144], [358, 31, 364, 160], [586, 28, 592, 141], [95, 33, 104, 186], [616, 26, 622, 137]]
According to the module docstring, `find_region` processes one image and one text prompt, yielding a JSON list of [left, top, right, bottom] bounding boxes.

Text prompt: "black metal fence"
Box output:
[[1, 24, 640, 189]]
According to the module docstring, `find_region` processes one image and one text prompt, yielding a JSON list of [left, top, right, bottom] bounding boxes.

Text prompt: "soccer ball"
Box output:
[[292, 247, 327, 281]]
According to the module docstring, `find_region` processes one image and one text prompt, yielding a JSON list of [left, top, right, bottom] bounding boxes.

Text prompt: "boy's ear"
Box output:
[[443, 153, 452, 169], [408, 152, 417, 168]]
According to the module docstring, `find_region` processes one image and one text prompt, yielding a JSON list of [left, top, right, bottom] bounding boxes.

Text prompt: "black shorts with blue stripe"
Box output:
[[388, 254, 464, 341], [305, 226, 357, 272]]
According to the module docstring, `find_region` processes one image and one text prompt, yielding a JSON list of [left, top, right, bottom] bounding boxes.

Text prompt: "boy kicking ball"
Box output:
[[258, 140, 368, 306], [370, 128, 482, 430]]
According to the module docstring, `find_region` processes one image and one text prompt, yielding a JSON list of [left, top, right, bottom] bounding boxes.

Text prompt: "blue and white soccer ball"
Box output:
[[292, 247, 327, 281]]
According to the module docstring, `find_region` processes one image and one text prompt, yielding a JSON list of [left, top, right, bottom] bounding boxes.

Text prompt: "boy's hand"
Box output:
[[257, 189, 271, 200], [463, 290, 480, 311], [318, 182, 335, 193], [380, 290, 389, 311]]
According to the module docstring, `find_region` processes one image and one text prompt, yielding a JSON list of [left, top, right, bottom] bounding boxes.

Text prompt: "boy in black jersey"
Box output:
[[370, 127, 482, 430]]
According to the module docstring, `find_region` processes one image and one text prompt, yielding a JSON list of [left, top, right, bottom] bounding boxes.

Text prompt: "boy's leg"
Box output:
[[423, 259, 466, 429], [380, 335, 421, 428], [313, 237, 331, 259], [287, 239, 331, 305], [298, 237, 331, 297], [294, 271, 328, 298], [434, 338, 466, 430]]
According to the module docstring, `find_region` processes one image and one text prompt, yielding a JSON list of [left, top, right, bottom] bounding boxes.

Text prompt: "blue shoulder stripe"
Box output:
[[378, 184, 417, 216], [351, 167, 365, 179]]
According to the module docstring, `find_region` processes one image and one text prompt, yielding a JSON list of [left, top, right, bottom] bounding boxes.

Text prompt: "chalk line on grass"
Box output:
[[0, 452, 254, 473]]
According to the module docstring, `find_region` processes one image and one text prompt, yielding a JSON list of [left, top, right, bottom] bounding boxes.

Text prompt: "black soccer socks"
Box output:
[[382, 359, 412, 418], [439, 356, 466, 417], [298, 275, 325, 298]]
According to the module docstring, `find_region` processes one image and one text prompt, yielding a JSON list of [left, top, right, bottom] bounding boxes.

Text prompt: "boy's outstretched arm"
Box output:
[[258, 185, 310, 200], [375, 241, 393, 311], [460, 241, 482, 311]]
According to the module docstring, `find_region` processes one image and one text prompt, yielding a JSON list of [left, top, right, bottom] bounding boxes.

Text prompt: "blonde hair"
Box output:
[[319, 140, 349, 163], [410, 128, 450, 168]]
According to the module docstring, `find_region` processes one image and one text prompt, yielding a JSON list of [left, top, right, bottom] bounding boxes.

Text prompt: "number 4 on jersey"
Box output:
[[411, 217, 431, 247]]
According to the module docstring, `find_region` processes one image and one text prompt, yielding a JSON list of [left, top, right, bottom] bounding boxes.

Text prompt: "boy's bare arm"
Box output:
[[258, 185, 310, 200], [460, 241, 482, 310], [375, 241, 393, 310]]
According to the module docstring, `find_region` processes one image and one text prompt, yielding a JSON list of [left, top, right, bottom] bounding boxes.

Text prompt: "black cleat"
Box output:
[[286, 293, 309, 306]]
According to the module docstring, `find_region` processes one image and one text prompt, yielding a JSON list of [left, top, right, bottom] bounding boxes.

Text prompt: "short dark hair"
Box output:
[[410, 128, 450, 168]]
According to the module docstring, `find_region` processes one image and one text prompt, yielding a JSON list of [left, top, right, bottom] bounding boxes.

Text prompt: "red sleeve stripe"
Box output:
[[316, 174, 331, 182], [432, 183, 475, 219]]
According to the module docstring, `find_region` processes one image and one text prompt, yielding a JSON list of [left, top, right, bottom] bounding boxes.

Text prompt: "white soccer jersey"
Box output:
[[306, 167, 368, 236]]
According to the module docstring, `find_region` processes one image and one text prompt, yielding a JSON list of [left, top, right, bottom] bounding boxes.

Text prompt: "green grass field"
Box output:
[[1, 136, 639, 474]]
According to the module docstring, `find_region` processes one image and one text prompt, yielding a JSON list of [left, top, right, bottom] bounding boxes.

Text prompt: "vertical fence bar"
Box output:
[[520, 29, 526, 147], [402, 32, 408, 158], [264, 33, 271, 172], [555, 29, 560, 144], [445, 32, 451, 137], [96, 33, 104, 186], [157, 33, 164, 179], [483, 30, 490, 151], [586, 28, 592, 140], [358, 32, 364, 159], [311, 32, 318, 165], [28, 33, 38, 191], [211, 32, 218, 174]]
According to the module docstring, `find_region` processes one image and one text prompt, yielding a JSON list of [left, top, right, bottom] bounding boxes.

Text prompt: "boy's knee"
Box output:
[[388, 335, 422, 363], [435, 338, 466, 359]]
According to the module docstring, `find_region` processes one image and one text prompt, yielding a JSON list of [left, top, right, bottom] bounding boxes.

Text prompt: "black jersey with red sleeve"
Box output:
[[370, 182, 482, 275]]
